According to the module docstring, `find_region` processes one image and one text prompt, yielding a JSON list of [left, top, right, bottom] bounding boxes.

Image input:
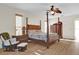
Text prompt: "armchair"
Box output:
[[0, 34, 11, 51], [1, 32, 20, 50]]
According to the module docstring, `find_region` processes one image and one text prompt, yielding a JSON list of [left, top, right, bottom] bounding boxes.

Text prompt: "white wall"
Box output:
[[28, 17, 40, 25], [62, 16, 74, 39], [61, 15, 79, 39]]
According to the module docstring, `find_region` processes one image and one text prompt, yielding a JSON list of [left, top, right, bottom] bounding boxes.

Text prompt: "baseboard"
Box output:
[[61, 38, 74, 40]]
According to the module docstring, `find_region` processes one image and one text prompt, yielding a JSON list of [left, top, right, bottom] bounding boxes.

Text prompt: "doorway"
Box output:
[[75, 19, 79, 42]]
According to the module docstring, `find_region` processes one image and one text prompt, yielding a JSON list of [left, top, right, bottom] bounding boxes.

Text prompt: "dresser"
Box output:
[[50, 21, 63, 38]]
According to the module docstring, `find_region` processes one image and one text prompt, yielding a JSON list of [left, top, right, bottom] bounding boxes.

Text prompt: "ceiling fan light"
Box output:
[[50, 11, 54, 14]]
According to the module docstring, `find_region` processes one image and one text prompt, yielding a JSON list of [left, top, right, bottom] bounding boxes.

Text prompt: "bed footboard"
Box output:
[[49, 34, 59, 43]]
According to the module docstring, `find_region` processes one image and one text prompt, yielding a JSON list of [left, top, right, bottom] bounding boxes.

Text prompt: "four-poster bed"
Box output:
[[26, 22, 59, 48], [25, 5, 62, 48]]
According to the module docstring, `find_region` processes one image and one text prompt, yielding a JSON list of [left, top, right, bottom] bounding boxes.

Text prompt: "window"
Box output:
[[16, 14, 23, 36]]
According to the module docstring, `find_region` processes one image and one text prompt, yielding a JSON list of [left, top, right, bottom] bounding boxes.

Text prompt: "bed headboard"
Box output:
[[27, 24, 41, 30]]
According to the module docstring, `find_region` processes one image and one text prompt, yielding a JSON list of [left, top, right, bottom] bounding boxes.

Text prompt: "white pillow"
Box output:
[[9, 38, 16, 43], [0, 36, 10, 46], [3, 40, 10, 46]]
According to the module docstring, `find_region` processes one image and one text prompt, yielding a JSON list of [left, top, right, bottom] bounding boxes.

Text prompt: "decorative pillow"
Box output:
[[1, 32, 10, 40]]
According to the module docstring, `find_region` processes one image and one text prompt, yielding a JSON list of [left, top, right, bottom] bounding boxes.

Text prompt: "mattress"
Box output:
[[28, 32, 47, 42], [28, 30, 58, 42]]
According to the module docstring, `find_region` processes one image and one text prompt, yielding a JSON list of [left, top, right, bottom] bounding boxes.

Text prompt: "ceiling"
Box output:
[[2, 3, 79, 16], [4, 3, 52, 13]]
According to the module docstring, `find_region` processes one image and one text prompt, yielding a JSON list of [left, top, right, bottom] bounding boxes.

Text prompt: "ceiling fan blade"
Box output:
[[50, 5, 54, 11], [55, 8, 62, 13]]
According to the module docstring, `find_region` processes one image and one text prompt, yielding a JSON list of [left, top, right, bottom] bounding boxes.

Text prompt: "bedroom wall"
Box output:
[[61, 15, 74, 39], [62, 15, 79, 39], [28, 16, 41, 25], [27, 12, 46, 32]]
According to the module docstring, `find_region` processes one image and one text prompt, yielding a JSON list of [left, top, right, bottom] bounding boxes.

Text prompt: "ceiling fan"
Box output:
[[50, 5, 62, 15]]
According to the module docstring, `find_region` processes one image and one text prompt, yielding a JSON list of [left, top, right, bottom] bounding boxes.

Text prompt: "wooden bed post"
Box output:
[[57, 17, 62, 40], [46, 11, 49, 48], [46, 5, 62, 48], [40, 20, 41, 30], [26, 17, 28, 42]]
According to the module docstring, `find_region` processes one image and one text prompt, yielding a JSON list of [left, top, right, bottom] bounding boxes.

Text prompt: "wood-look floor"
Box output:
[[0, 39, 79, 55]]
